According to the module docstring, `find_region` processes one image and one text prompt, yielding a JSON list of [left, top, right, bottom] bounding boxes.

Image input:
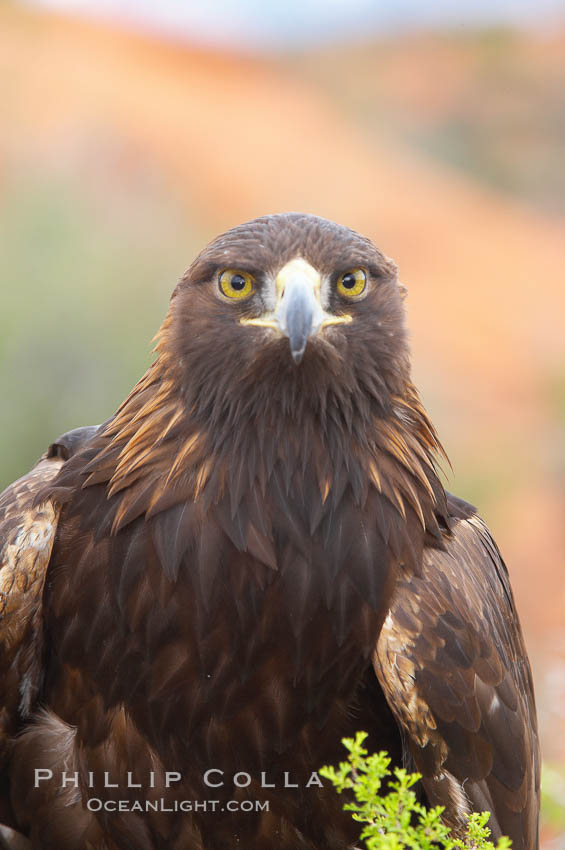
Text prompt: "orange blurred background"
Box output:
[[1, 2, 564, 839]]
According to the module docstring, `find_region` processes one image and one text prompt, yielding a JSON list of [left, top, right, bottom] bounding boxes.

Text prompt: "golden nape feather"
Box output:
[[0, 214, 539, 850]]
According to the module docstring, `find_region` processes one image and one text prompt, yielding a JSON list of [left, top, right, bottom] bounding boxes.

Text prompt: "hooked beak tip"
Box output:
[[291, 346, 306, 365]]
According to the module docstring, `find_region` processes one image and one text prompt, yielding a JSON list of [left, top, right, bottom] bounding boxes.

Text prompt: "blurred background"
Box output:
[[1, 0, 565, 841]]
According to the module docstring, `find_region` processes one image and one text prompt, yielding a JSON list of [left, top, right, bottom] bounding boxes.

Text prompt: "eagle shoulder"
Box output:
[[373, 496, 539, 849], [0, 426, 98, 757]]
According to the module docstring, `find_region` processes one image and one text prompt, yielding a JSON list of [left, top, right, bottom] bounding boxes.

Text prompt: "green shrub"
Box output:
[[320, 732, 511, 849]]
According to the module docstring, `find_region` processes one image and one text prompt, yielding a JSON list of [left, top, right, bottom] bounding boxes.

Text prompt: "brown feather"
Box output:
[[2, 214, 538, 850], [374, 507, 539, 848]]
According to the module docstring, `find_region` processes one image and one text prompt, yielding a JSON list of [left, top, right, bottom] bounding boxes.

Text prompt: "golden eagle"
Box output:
[[0, 214, 539, 849]]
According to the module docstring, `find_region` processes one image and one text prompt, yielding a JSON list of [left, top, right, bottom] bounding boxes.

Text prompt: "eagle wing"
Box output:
[[0, 427, 98, 762], [373, 498, 540, 849]]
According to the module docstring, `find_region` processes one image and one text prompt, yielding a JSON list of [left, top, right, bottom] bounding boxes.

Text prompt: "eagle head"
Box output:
[[48, 212, 445, 564], [163, 213, 411, 426]]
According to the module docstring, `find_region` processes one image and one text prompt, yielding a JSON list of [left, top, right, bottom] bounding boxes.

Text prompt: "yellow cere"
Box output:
[[336, 268, 367, 299], [219, 269, 255, 300]]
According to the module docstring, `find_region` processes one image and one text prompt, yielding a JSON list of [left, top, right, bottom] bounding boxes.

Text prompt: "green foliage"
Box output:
[[541, 763, 565, 833], [320, 732, 511, 850]]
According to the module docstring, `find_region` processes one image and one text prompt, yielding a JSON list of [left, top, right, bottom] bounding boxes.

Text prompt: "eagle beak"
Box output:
[[240, 258, 352, 365], [273, 259, 326, 365]]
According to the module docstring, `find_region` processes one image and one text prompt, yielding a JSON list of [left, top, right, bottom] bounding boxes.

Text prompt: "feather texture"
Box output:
[[0, 215, 538, 850], [374, 505, 539, 847]]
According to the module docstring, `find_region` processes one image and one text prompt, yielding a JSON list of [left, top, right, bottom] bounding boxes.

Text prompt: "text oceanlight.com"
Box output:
[[86, 799, 271, 813]]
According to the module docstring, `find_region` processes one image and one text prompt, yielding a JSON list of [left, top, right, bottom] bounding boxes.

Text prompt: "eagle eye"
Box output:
[[336, 268, 367, 299], [219, 269, 255, 300]]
